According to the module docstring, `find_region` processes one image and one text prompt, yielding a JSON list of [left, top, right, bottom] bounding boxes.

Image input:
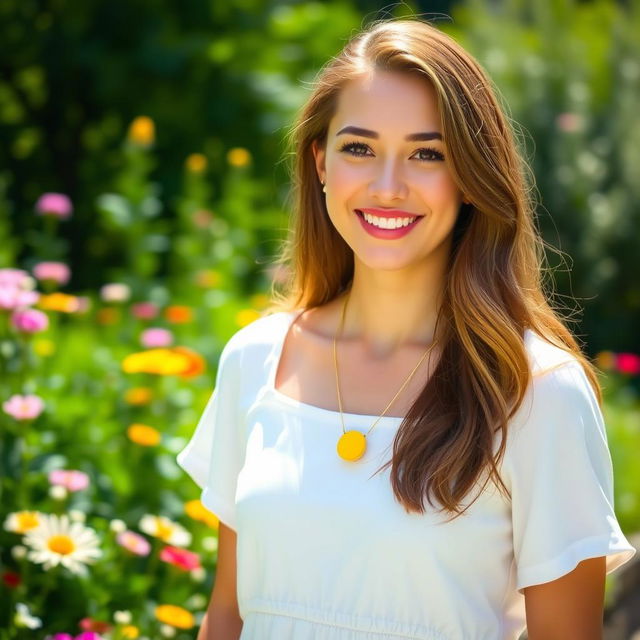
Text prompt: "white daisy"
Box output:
[[14, 603, 42, 629], [4, 510, 42, 534], [23, 513, 102, 576], [139, 514, 191, 547]]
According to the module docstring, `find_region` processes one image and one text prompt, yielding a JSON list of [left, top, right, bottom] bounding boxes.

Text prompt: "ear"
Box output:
[[311, 139, 326, 184]]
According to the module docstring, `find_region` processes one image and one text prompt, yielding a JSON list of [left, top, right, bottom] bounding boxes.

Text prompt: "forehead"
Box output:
[[329, 69, 440, 136]]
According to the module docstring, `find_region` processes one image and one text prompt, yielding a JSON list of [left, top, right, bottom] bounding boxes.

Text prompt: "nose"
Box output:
[[367, 159, 409, 201]]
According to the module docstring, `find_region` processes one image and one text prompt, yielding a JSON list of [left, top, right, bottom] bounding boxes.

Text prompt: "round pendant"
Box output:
[[337, 430, 367, 461]]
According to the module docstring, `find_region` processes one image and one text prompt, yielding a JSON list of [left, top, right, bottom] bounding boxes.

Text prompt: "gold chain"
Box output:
[[333, 290, 437, 436]]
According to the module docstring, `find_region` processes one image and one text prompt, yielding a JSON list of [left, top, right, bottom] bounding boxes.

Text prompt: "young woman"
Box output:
[[178, 17, 636, 640]]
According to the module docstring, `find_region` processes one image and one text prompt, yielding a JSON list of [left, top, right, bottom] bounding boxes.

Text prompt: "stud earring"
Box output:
[[321, 179, 327, 194]]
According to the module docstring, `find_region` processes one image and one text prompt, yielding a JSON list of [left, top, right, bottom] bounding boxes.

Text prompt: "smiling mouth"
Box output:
[[354, 209, 421, 230]]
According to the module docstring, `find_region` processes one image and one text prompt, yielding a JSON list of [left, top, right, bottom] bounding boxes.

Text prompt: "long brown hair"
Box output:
[[263, 17, 602, 520]]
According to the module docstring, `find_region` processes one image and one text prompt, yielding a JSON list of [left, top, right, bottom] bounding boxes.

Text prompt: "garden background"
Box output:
[[1, 0, 640, 638]]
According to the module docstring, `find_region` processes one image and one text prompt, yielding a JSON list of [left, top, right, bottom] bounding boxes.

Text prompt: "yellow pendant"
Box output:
[[337, 430, 367, 461]]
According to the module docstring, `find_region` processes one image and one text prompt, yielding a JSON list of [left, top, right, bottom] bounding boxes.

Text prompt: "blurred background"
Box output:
[[1, 0, 639, 638]]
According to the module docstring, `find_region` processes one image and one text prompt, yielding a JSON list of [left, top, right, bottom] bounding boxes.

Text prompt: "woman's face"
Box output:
[[312, 69, 466, 273]]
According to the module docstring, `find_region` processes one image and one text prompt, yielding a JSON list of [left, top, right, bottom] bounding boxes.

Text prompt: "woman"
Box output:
[[178, 17, 636, 640]]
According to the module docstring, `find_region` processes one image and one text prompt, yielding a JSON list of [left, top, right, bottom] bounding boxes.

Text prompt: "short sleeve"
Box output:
[[176, 337, 244, 531], [503, 360, 636, 593]]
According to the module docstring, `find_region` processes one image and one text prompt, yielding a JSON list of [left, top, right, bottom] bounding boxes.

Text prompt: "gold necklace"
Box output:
[[334, 291, 437, 462]]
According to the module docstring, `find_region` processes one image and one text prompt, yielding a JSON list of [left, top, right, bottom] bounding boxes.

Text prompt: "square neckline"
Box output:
[[266, 309, 404, 424]]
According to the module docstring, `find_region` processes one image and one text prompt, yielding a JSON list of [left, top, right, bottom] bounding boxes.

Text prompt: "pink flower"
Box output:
[[75, 296, 91, 313], [0, 269, 32, 289], [140, 327, 173, 348], [32, 262, 71, 286], [2, 394, 45, 420], [48, 635, 74, 640], [616, 352, 640, 376], [48, 469, 90, 492], [35, 193, 73, 219], [11, 308, 49, 333], [131, 301, 159, 320], [555, 112, 585, 133], [0, 287, 40, 310], [160, 545, 201, 571], [100, 283, 130, 303], [116, 530, 151, 556]]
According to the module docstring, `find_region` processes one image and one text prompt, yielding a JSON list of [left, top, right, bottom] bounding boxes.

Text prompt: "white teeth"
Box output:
[[361, 212, 416, 229]]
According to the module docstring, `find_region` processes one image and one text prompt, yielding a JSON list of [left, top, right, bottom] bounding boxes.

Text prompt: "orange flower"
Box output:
[[164, 305, 193, 324], [185, 499, 219, 529], [128, 116, 155, 146], [154, 604, 195, 629], [97, 307, 121, 325], [127, 423, 161, 446], [594, 351, 616, 372], [122, 347, 205, 378], [172, 347, 206, 378], [226, 147, 251, 168], [236, 308, 260, 327], [124, 387, 153, 405], [37, 293, 82, 313], [185, 153, 207, 173]]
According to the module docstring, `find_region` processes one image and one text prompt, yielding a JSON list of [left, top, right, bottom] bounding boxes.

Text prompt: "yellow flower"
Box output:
[[37, 293, 81, 313], [128, 116, 155, 146], [195, 269, 221, 288], [122, 347, 205, 378], [185, 153, 207, 173], [185, 499, 219, 529], [154, 604, 195, 629], [33, 338, 55, 357], [124, 387, 153, 405], [226, 147, 251, 168], [127, 424, 161, 446], [236, 308, 260, 327], [4, 511, 42, 534], [121, 625, 139, 638], [249, 293, 270, 309]]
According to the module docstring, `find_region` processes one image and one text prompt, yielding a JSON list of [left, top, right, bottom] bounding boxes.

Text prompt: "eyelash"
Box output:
[[338, 140, 445, 162]]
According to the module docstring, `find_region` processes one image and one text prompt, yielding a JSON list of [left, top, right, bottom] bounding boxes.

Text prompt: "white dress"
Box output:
[[177, 310, 636, 640]]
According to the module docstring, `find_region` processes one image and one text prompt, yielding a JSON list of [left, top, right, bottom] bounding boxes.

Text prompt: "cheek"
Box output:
[[328, 160, 362, 194], [419, 171, 463, 208]]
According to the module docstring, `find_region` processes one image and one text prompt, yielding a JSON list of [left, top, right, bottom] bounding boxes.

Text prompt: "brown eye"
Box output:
[[339, 142, 371, 157]]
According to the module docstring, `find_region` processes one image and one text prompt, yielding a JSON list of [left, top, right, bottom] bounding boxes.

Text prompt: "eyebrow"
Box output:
[[336, 126, 443, 141]]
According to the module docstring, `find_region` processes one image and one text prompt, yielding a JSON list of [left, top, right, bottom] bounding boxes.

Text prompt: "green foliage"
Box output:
[[441, 0, 640, 352]]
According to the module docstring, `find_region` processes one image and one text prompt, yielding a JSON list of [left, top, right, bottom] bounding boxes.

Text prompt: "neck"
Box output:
[[338, 260, 445, 359]]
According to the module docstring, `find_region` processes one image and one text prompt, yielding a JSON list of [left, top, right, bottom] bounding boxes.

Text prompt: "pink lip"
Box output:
[[358, 207, 423, 218], [354, 209, 423, 239]]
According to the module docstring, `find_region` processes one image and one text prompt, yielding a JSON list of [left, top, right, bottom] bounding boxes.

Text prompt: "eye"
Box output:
[[414, 147, 445, 162], [339, 141, 371, 157], [338, 140, 445, 162]]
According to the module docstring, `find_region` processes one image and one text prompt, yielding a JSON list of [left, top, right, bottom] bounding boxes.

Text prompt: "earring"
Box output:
[[321, 179, 326, 194]]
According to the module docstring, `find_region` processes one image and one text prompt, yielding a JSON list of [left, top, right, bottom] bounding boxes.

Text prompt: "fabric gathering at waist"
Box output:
[[241, 597, 466, 640]]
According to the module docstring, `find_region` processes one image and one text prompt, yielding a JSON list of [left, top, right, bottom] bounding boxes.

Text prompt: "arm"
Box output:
[[197, 522, 243, 640], [523, 556, 606, 640]]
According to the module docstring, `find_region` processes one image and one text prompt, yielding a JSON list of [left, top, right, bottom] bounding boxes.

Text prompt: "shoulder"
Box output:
[[218, 310, 297, 368], [522, 328, 580, 378], [510, 330, 601, 440]]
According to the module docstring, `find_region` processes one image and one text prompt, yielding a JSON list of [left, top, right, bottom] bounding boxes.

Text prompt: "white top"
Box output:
[[177, 310, 636, 640]]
